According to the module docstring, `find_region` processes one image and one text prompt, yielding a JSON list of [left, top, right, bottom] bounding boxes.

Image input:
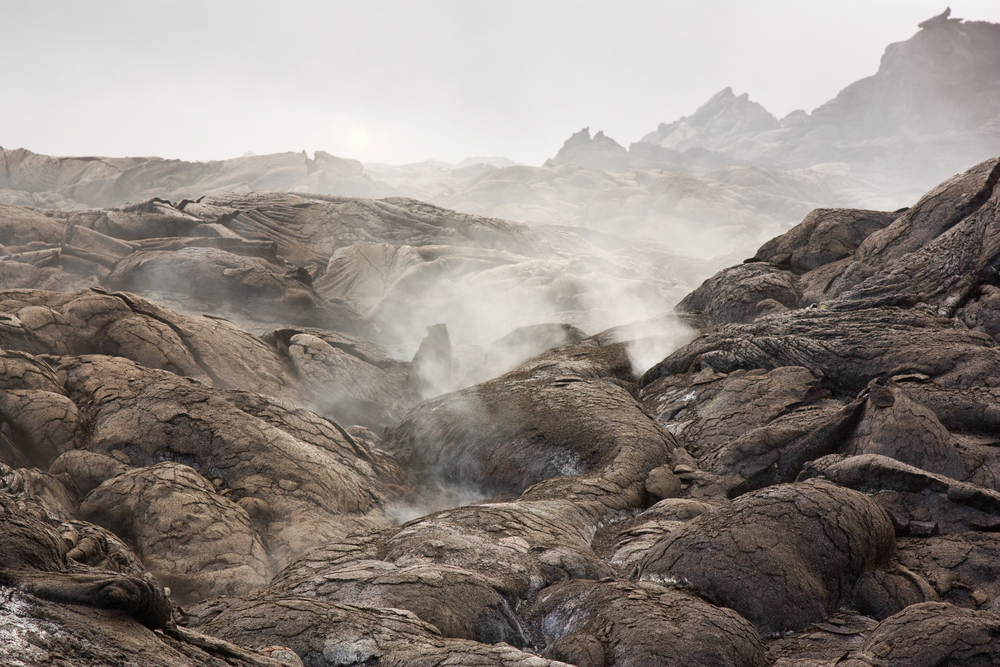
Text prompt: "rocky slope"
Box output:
[[2, 149, 1000, 664]]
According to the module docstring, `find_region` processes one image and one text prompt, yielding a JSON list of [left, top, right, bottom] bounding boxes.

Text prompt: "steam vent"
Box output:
[[3, 8, 1000, 667]]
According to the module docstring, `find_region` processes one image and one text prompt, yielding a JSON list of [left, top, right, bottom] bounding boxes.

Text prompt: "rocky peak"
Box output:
[[917, 6, 957, 30], [552, 127, 627, 153], [807, 9, 1000, 138], [561, 126, 595, 150], [638, 87, 780, 152], [544, 126, 631, 172]]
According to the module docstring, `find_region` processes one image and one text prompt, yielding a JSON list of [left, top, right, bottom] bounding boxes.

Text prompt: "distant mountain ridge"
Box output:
[[807, 7, 1000, 138], [0, 148, 391, 210], [2, 9, 997, 265], [638, 87, 780, 153], [631, 8, 1000, 185]]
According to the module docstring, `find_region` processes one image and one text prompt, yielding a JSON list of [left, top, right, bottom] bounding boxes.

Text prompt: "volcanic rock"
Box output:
[[637, 479, 896, 634], [0, 491, 170, 630], [842, 602, 1000, 666], [80, 462, 274, 603], [185, 597, 571, 667], [384, 338, 677, 517], [524, 578, 768, 667], [4, 79, 1000, 664]]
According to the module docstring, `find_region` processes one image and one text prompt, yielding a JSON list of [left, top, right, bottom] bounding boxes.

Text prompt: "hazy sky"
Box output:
[[4, 1, 999, 166]]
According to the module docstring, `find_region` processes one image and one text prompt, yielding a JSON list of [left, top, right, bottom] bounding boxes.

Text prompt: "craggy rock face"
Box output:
[[752, 208, 901, 273], [0, 489, 172, 632], [79, 462, 275, 603], [843, 602, 1000, 666], [675, 262, 802, 324], [524, 579, 768, 667], [384, 340, 678, 516], [637, 479, 896, 635], [5, 150, 1000, 666]]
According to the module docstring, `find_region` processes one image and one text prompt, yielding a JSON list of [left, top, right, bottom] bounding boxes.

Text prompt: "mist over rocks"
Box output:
[[5, 13, 997, 273], [383, 336, 682, 523], [5, 158, 1000, 664], [5, 10, 1000, 667], [372, 153, 873, 263], [381, 11, 999, 260], [545, 128, 632, 173], [0, 190, 693, 366], [810, 8, 1000, 138], [0, 148, 391, 210]]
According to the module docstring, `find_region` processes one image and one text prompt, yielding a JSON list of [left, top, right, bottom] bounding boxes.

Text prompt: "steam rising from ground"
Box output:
[[406, 257, 695, 385], [388, 483, 488, 525], [622, 317, 698, 377], [316, 225, 699, 387], [379, 284, 697, 522]]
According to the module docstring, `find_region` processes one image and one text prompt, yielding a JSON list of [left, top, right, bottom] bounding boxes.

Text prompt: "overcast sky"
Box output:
[[3, 1, 999, 166]]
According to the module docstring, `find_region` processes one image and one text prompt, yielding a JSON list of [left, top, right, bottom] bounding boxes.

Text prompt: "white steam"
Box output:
[[387, 482, 488, 525]]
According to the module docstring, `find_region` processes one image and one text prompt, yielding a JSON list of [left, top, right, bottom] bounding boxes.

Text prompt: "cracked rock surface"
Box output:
[[5, 156, 1000, 665], [637, 479, 896, 634]]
